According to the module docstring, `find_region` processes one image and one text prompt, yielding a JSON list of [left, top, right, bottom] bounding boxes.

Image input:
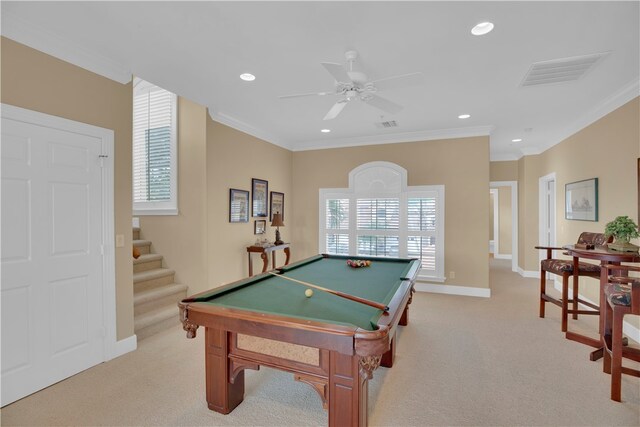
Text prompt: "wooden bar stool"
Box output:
[[602, 263, 640, 402], [536, 232, 611, 332]]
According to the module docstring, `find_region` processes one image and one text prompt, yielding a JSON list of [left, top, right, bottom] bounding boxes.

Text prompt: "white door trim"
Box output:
[[490, 181, 518, 272], [1, 103, 118, 361], [538, 173, 557, 264], [489, 188, 499, 254]]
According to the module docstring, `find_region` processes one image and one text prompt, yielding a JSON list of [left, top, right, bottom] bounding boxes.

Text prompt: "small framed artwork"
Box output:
[[565, 178, 598, 221], [254, 220, 266, 235], [229, 189, 249, 223], [270, 191, 284, 221], [252, 178, 268, 217]]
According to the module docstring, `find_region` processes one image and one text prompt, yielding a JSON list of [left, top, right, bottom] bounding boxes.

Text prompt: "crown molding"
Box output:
[[208, 110, 293, 150], [490, 152, 521, 162], [1, 10, 131, 84], [291, 125, 495, 152]]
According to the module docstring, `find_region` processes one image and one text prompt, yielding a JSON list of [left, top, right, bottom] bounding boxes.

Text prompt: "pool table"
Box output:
[[179, 254, 420, 427]]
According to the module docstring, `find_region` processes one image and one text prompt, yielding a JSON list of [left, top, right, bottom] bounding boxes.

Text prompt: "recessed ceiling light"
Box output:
[[321, 129, 331, 133], [239, 73, 255, 81], [512, 138, 522, 142], [471, 22, 494, 36], [458, 114, 471, 119]]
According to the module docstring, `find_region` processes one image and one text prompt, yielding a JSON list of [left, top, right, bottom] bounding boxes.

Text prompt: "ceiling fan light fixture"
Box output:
[[471, 22, 494, 36], [458, 114, 471, 119], [239, 73, 256, 81]]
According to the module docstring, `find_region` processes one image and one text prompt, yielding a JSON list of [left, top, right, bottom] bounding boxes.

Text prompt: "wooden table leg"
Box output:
[[260, 252, 269, 273], [248, 253, 253, 277], [284, 247, 291, 266]]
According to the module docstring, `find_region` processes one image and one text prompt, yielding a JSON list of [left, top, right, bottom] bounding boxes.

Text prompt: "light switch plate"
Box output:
[[115, 234, 125, 247]]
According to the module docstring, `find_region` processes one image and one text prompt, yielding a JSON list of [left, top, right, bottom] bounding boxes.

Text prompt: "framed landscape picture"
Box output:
[[270, 191, 284, 221], [252, 178, 268, 217], [565, 178, 598, 221], [229, 189, 249, 223], [254, 220, 266, 235]]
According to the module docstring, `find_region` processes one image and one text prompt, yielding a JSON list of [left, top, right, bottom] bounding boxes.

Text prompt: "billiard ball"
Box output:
[[305, 289, 314, 298]]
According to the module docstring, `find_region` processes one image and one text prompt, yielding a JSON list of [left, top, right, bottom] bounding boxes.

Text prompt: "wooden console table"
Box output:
[[246, 243, 291, 276], [563, 245, 640, 360]]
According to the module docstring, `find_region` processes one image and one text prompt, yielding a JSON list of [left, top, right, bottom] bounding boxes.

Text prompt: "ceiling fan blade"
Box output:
[[363, 94, 403, 114], [321, 62, 352, 83], [278, 91, 334, 99], [370, 72, 424, 92], [323, 100, 348, 120]]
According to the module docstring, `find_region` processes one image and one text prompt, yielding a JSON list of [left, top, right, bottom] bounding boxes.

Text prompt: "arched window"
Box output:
[[319, 162, 444, 281]]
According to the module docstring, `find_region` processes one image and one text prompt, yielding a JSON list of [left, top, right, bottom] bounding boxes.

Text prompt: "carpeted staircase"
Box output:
[[133, 226, 188, 340]]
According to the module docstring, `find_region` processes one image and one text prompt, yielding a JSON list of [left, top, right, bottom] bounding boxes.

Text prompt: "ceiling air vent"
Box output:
[[521, 52, 610, 87], [375, 120, 398, 129]]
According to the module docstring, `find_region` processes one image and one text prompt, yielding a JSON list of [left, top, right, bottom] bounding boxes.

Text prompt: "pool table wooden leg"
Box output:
[[380, 331, 396, 368], [329, 352, 371, 427], [205, 328, 244, 414]]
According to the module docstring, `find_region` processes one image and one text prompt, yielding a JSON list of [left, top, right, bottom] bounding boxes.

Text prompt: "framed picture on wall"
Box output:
[[270, 191, 284, 221], [252, 178, 268, 217], [229, 189, 249, 223], [565, 178, 598, 221], [254, 220, 266, 235]]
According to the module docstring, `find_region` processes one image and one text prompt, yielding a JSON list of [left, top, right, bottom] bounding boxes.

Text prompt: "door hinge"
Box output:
[[98, 154, 108, 167]]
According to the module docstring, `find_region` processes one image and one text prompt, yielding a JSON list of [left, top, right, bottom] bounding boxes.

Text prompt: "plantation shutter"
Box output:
[[133, 78, 177, 214]]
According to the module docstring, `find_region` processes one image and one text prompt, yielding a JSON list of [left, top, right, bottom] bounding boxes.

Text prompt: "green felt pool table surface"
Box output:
[[189, 254, 419, 331]]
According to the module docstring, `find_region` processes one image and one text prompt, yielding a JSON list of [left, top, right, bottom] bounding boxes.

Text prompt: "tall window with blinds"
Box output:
[[319, 164, 444, 281], [133, 78, 178, 215], [325, 199, 349, 255]]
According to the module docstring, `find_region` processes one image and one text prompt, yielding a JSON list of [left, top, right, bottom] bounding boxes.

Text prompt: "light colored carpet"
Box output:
[[2, 259, 639, 426]]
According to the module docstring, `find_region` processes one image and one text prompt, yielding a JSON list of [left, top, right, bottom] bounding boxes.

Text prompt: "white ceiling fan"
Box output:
[[279, 50, 424, 120]]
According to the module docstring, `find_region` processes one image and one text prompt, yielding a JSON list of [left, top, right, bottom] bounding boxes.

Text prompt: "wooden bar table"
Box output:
[[562, 244, 640, 361], [246, 243, 290, 276]]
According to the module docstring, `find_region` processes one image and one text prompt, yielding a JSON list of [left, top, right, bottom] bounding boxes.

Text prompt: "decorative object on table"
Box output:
[[251, 178, 268, 217], [133, 246, 140, 259], [254, 219, 266, 235], [270, 191, 284, 221], [271, 212, 285, 245], [604, 215, 639, 252], [565, 178, 598, 221], [229, 188, 249, 223], [347, 259, 371, 268]]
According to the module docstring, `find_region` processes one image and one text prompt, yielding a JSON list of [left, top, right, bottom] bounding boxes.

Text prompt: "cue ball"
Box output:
[[305, 289, 314, 298]]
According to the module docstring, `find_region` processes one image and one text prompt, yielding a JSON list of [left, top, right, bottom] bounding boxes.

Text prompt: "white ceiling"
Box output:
[[2, 1, 639, 160]]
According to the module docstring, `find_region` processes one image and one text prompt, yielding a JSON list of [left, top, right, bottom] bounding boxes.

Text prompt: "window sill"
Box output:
[[133, 208, 178, 216]]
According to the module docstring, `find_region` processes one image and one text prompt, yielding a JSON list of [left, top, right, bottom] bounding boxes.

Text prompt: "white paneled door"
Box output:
[[1, 106, 113, 406]]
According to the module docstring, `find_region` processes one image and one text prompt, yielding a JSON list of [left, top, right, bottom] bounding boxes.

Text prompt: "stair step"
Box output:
[[134, 268, 176, 292], [134, 305, 181, 341], [134, 283, 188, 316], [133, 239, 152, 255], [133, 253, 163, 273], [133, 226, 140, 240]]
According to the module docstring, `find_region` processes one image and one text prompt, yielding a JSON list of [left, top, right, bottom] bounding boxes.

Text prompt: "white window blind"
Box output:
[[325, 198, 350, 255], [133, 78, 178, 215], [356, 198, 399, 230]]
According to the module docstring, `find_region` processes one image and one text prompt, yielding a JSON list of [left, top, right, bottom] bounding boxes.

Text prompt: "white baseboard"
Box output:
[[107, 334, 137, 361], [494, 254, 512, 260], [517, 267, 539, 278], [552, 282, 640, 344], [415, 282, 491, 298]]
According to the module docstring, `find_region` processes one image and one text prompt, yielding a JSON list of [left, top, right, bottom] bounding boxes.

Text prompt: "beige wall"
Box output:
[[292, 136, 490, 289], [1, 37, 134, 340], [206, 119, 293, 289], [518, 97, 639, 303], [138, 98, 209, 295], [490, 160, 519, 182]]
